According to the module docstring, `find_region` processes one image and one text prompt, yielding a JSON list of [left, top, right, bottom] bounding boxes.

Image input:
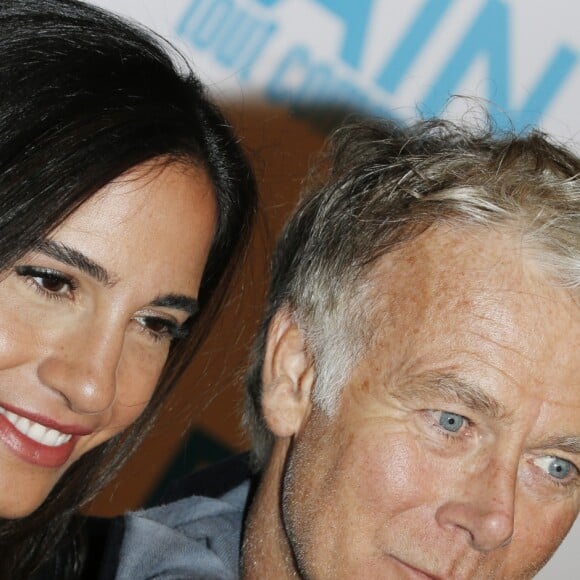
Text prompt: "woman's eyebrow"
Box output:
[[150, 294, 199, 316], [37, 239, 117, 286]]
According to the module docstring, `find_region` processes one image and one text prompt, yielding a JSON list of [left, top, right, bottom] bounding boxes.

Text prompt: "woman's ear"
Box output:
[[261, 308, 314, 438]]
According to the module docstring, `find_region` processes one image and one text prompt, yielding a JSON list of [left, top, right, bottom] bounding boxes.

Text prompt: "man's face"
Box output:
[[279, 227, 580, 579]]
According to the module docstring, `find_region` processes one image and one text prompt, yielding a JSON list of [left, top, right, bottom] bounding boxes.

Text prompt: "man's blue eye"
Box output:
[[533, 456, 576, 483], [547, 457, 572, 480], [438, 411, 465, 433]]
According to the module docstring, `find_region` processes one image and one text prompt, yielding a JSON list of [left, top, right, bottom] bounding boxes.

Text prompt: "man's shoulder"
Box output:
[[128, 480, 250, 535], [113, 481, 251, 580], [110, 454, 256, 580]]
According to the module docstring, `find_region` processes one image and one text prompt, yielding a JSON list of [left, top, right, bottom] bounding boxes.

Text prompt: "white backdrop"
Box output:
[[90, 0, 580, 142], [87, 1, 579, 577]]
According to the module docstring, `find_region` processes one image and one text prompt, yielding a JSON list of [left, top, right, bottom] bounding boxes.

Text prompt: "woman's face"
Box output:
[[0, 160, 217, 518]]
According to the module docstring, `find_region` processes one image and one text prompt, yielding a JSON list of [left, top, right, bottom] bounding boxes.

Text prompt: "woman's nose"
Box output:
[[435, 460, 517, 552], [37, 319, 125, 415]]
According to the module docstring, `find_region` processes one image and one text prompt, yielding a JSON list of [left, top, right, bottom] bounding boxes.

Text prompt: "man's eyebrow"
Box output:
[[151, 294, 199, 316], [37, 239, 116, 286], [394, 372, 509, 420], [540, 435, 580, 455]]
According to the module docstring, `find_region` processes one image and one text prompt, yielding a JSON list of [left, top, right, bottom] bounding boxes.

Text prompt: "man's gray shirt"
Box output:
[[114, 482, 249, 579]]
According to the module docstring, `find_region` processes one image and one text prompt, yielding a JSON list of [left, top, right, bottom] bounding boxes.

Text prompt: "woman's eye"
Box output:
[[144, 318, 170, 335], [134, 316, 180, 342], [436, 410, 466, 433], [16, 266, 75, 299], [534, 456, 576, 481], [34, 273, 69, 294]]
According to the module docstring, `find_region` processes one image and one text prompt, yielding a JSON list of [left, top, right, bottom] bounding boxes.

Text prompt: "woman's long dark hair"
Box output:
[[0, 1, 257, 577]]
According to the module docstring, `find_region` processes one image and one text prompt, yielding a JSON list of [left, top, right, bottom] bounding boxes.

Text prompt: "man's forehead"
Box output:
[[368, 224, 570, 316], [355, 224, 580, 413]]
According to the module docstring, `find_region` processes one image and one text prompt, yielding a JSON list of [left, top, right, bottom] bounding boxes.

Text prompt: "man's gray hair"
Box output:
[[244, 117, 580, 468]]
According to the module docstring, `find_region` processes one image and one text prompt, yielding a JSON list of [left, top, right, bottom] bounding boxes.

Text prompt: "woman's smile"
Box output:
[[0, 403, 86, 467]]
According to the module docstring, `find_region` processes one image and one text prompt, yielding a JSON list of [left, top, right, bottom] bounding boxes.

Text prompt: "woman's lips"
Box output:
[[0, 404, 92, 468]]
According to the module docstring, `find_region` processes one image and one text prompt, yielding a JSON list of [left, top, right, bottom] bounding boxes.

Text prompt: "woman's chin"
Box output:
[[0, 466, 56, 519], [0, 492, 50, 519]]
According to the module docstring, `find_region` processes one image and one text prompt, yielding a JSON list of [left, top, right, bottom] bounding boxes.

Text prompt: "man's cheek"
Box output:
[[505, 501, 577, 577], [344, 431, 435, 518]]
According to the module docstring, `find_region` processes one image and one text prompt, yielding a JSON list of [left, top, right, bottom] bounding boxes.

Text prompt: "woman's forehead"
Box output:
[[48, 161, 217, 293]]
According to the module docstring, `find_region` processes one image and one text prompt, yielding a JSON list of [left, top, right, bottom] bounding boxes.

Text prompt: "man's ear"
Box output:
[[261, 308, 314, 438]]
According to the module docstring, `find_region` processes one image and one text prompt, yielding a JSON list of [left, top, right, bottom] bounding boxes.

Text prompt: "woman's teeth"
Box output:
[[0, 406, 72, 446]]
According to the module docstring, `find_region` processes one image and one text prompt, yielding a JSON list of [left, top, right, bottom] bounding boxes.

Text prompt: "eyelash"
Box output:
[[133, 316, 189, 343], [15, 265, 77, 301], [548, 476, 579, 490]]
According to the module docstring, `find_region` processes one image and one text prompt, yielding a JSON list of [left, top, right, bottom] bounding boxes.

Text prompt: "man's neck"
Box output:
[[241, 445, 300, 579]]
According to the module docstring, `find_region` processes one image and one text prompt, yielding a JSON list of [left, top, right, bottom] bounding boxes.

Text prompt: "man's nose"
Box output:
[[37, 319, 124, 415], [435, 460, 516, 552]]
